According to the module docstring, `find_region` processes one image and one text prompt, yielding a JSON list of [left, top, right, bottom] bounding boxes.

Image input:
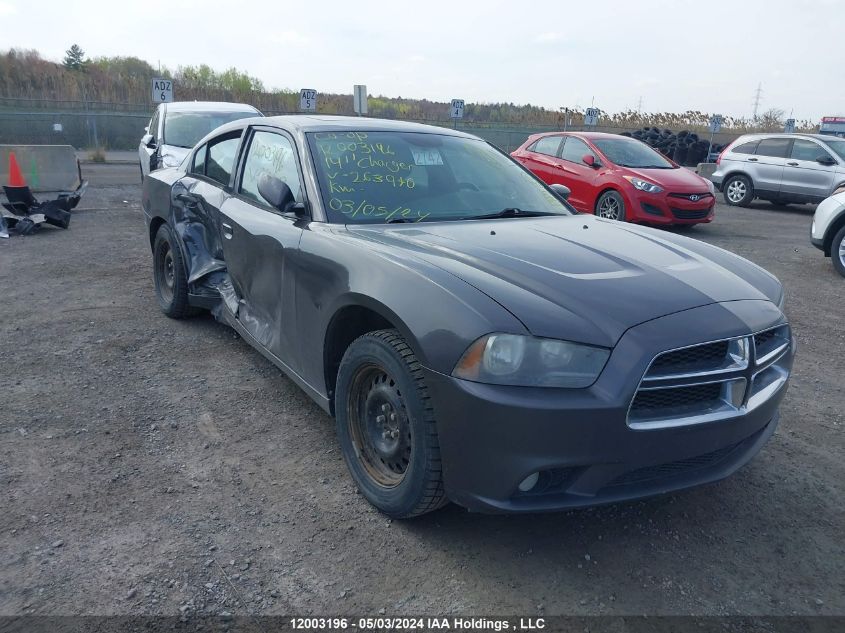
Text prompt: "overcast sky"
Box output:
[[1, 0, 842, 121]]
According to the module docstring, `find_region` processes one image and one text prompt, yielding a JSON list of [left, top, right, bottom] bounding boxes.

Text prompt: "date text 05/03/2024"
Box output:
[[289, 617, 547, 631]]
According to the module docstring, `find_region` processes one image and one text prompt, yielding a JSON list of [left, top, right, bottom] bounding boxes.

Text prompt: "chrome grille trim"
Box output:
[[627, 324, 791, 430], [644, 336, 749, 381]]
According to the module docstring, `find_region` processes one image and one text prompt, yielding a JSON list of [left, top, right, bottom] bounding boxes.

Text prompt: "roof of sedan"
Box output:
[[735, 132, 836, 142], [223, 115, 480, 139], [165, 101, 261, 113], [530, 131, 622, 140]]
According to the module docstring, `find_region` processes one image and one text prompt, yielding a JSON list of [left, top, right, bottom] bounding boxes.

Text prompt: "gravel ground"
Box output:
[[1, 164, 843, 617]]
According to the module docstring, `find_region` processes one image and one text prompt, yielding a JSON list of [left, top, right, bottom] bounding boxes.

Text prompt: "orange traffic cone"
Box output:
[[8, 151, 26, 187]]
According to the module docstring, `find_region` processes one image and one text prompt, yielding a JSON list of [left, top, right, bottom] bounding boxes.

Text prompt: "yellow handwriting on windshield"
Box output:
[[329, 197, 430, 222]]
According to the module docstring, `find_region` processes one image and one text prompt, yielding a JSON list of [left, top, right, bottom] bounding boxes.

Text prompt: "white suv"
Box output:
[[711, 133, 845, 207], [811, 191, 845, 277]]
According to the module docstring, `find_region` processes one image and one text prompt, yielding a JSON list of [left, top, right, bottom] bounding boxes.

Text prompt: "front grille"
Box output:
[[670, 207, 711, 220], [628, 325, 791, 429], [631, 382, 722, 414], [648, 340, 729, 375], [668, 192, 713, 200], [607, 440, 744, 487], [754, 329, 777, 348], [754, 325, 790, 363]]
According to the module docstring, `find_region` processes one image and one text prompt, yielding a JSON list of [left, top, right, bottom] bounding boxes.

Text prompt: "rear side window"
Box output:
[[755, 138, 791, 158], [206, 134, 242, 186], [560, 137, 595, 163], [790, 139, 830, 162], [530, 136, 562, 157], [731, 140, 759, 154]]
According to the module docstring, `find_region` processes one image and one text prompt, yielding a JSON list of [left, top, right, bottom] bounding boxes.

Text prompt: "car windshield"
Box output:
[[163, 111, 256, 148], [825, 139, 845, 161], [306, 131, 573, 223], [592, 137, 675, 169]]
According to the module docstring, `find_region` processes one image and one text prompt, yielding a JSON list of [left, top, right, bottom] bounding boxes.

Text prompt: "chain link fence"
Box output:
[[0, 110, 149, 148], [0, 97, 745, 153]]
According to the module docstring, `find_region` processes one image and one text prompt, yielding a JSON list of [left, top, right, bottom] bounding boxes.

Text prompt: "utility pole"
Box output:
[[559, 107, 570, 131], [637, 96, 643, 113], [752, 82, 763, 121]]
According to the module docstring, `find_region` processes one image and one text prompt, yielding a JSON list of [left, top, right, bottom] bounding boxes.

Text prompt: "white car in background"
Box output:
[[811, 190, 845, 277], [139, 101, 262, 179]]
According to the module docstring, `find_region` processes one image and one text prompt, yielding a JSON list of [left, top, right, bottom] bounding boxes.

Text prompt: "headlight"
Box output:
[[623, 175, 663, 193], [452, 333, 610, 388], [776, 291, 786, 311], [706, 179, 715, 194]]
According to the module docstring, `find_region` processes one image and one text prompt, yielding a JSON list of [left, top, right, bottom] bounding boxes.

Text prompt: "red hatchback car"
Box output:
[[512, 132, 716, 225]]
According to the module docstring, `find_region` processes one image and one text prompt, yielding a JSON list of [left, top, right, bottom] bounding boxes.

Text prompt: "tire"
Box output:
[[724, 174, 754, 207], [153, 223, 200, 318], [335, 329, 447, 518], [596, 190, 626, 221], [832, 225, 845, 278]]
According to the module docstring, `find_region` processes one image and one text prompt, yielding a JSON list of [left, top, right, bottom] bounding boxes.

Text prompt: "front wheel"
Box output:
[[831, 225, 845, 278], [153, 223, 200, 318], [596, 191, 626, 221], [335, 329, 447, 518], [724, 175, 754, 207]]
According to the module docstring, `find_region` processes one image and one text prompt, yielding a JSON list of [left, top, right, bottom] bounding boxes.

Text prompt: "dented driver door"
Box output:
[[217, 127, 307, 370]]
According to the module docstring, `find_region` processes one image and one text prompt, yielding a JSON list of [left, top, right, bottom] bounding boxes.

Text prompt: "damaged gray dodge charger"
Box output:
[[141, 116, 795, 518]]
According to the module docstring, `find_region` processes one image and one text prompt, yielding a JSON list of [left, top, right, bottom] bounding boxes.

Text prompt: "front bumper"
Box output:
[[628, 191, 715, 225], [810, 203, 845, 255], [426, 301, 793, 513]]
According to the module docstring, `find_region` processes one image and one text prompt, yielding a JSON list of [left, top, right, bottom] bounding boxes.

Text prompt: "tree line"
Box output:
[[0, 45, 818, 133]]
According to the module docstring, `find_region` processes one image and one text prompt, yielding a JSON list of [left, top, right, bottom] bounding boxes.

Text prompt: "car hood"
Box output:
[[623, 166, 709, 191], [347, 215, 781, 348], [160, 144, 191, 167]]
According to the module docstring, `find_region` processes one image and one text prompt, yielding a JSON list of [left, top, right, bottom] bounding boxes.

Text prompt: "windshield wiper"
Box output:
[[460, 208, 557, 221]]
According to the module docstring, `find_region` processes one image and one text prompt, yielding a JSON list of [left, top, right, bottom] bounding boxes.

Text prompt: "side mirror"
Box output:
[[816, 154, 836, 166], [142, 133, 156, 149], [582, 154, 595, 167], [549, 183, 571, 200], [258, 172, 305, 215]]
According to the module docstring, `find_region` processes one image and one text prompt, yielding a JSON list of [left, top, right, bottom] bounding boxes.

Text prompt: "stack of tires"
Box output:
[[623, 127, 726, 166]]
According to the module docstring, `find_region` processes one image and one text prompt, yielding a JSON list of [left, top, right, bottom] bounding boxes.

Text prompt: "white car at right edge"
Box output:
[[811, 190, 845, 277]]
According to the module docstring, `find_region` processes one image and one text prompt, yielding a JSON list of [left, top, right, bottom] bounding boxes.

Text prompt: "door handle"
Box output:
[[222, 222, 233, 239], [747, 157, 758, 162], [787, 161, 798, 166]]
